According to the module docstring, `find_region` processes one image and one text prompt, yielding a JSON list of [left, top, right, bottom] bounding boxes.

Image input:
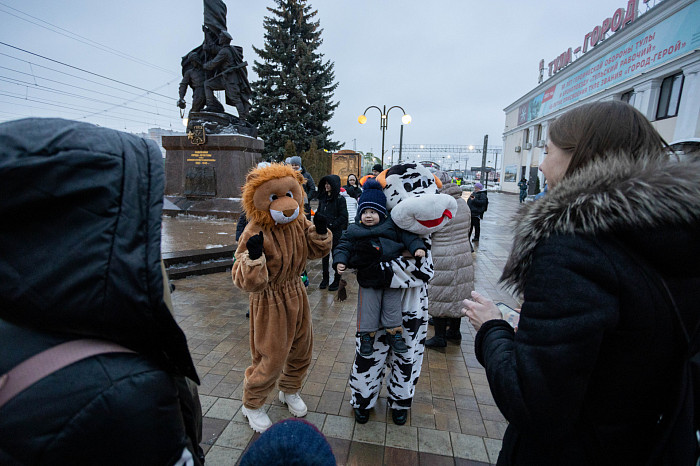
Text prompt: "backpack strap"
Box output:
[[0, 339, 135, 410]]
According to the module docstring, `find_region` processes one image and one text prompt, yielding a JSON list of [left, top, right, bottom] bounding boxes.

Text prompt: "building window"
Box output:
[[620, 90, 635, 105], [536, 124, 542, 142], [523, 128, 530, 145], [656, 73, 684, 120]]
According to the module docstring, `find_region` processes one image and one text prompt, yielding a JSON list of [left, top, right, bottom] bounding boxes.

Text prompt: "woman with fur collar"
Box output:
[[463, 101, 700, 465]]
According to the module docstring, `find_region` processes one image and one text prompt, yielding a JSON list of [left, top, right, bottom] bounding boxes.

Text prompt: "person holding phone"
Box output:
[[462, 101, 700, 465]]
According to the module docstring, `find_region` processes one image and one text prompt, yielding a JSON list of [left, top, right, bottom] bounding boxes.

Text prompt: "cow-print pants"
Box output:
[[349, 285, 428, 411]]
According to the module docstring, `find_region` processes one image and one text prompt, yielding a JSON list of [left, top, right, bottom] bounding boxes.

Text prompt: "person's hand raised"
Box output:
[[313, 213, 328, 235], [246, 231, 264, 260]]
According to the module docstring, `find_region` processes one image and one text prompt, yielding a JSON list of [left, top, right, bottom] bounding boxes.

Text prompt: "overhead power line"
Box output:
[[0, 2, 178, 76], [0, 53, 174, 105], [0, 41, 175, 100], [0, 94, 178, 128], [0, 75, 170, 118], [0, 69, 172, 112]]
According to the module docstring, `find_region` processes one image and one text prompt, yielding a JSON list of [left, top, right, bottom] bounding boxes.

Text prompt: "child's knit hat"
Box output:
[[239, 419, 335, 466], [357, 178, 387, 219]]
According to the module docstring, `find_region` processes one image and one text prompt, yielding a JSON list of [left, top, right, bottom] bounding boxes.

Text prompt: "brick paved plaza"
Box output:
[[166, 191, 523, 465]]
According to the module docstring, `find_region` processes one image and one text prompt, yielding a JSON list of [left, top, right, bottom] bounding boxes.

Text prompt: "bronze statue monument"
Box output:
[[178, 0, 256, 137]]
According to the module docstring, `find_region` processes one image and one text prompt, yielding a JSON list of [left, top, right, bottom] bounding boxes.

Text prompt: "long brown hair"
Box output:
[[548, 101, 669, 179]]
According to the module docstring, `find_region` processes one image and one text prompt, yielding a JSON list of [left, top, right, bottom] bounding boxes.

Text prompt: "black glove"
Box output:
[[246, 231, 264, 260], [314, 213, 328, 235]]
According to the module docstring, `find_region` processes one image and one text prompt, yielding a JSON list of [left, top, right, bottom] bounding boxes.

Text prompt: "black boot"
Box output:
[[445, 318, 462, 342], [425, 317, 447, 348], [386, 328, 408, 354], [358, 332, 375, 356], [328, 273, 341, 291], [391, 408, 408, 425], [354, 407, 370, 424]]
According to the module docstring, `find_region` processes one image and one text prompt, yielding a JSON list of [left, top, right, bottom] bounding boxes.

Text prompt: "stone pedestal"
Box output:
[[162, 134, 263, 218]]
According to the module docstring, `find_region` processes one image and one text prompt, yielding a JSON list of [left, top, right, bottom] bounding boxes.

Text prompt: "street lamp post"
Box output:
[[359, 105, 411, 168]]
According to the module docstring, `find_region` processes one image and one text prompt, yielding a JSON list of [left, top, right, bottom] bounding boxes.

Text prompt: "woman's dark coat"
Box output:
[[0, 118, 199, 465], [343, 173, 362, 200], [316, 174, 348, 245], [468, 189, 488, 217], [476, 154, 700, 465]]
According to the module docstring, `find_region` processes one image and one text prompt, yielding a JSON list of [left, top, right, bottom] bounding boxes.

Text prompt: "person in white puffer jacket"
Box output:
[[340, 187, 358, 225]]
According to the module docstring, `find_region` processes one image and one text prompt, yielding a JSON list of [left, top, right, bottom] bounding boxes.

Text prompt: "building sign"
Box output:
[[518, 0, 700, 126], [187, 151, 216, 165], [545, 0, 640, 78]]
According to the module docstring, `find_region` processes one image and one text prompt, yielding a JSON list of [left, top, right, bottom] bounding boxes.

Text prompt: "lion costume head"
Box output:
[[242, 163, 306, 229]]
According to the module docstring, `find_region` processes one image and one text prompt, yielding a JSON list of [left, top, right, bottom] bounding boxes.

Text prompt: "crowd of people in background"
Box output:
[[3, 101, 697, 465]]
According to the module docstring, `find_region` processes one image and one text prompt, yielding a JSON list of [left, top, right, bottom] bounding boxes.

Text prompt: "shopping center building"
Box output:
[[501, 0, 700, 194]]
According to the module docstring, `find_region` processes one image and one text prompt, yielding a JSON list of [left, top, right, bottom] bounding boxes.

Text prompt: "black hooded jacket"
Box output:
[[316, 174, 348, 240], [343, 173, 362, 200], [467, 189, 488, 217], [0, 118, 199, 465]]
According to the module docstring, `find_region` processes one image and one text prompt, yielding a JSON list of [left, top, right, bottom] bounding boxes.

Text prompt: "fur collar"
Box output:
[[501, 154, 700, 293]]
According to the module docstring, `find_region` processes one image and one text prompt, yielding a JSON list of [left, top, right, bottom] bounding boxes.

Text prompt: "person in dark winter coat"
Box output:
[[467, 182, 488, 242], [343, 173, 362, 200], [463, 101, 700, 465], [289, 155, 315, 218], [517, 177, 528, 203], [0, 118, 202, 465], [333, 179, 426, 356], [316, 174, 348, 291]]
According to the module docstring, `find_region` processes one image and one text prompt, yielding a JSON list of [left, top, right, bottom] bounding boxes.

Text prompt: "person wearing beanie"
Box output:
[[333, 179, 426, 360], [467, 181, 488, 243], [289, 155, 316, 218], [372, 164, 383, 176], [316, 174, 348, 291], [239, 419, 335, 466]]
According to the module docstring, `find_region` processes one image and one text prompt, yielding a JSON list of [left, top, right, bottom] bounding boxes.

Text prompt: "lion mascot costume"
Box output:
[[349, 162, 457, 425], [232, 163, 332, 433]]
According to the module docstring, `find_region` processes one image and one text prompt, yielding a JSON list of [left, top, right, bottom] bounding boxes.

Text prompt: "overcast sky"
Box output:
[[0, 0, 643, 165]]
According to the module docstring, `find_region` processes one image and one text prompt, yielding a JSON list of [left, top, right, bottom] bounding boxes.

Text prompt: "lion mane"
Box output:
[[241, 163, 306, 229]]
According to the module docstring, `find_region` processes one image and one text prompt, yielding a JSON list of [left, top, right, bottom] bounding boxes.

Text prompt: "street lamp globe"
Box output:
[[401, 114, 412, 125], [358, 114, 367, 124]]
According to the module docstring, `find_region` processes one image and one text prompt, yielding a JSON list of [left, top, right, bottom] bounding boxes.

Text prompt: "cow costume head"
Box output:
[[376, 163, 457, 236]]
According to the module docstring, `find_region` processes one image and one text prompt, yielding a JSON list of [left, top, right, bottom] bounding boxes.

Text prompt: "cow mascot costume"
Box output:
[[349, 163, 457, 425], [233, 163, 332, 433]]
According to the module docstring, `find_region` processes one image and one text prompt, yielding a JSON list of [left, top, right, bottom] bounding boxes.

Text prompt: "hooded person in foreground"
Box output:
[[463, 101, 700, 465], [0, 118, 202, 465]]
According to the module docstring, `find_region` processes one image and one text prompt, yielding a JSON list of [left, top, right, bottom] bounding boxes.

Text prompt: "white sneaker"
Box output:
[[241, 405, 272, 433], [279, 391, 308, 417]]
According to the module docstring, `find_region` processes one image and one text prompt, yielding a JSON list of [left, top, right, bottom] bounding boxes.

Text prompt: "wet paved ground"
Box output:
[[166, 191, 523, 465]]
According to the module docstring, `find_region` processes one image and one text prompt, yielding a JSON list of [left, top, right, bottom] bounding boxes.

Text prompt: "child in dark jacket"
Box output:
[[333, 179, 425, 356]]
